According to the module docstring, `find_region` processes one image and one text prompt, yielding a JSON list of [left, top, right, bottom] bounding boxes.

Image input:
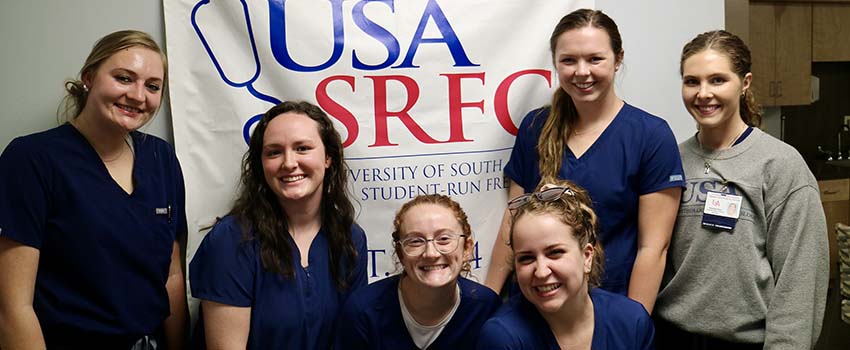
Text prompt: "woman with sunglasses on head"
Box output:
[[0, 30, 186, 349], [478, 180, 655, 350], [485, 8, 684, 314], [653, 30, 828, 350], [189, 101, 368, 350], [335, 194, 500, 350]]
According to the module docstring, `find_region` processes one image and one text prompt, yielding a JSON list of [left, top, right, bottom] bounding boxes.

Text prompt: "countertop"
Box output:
[[808, 159, 850, 181]]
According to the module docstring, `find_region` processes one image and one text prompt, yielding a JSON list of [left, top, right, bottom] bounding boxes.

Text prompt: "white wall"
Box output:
[[0, 0, 172, 150], [597, 0, 724, 141], [0, 1, 722, 150]]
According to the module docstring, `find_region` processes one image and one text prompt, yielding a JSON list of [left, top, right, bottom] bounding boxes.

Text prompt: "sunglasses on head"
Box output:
[[507, 186, 575, 210]]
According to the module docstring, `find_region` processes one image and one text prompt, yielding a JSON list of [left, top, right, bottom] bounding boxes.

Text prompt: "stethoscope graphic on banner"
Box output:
[[191, 0, 281, 144]]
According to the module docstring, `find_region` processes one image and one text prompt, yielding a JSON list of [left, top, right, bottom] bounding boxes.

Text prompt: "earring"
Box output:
[[83, 84, 89, 92]]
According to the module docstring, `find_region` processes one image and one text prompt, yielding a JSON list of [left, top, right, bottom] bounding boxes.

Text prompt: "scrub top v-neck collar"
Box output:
[[288, 228, 326, 313], [67, 123, 140, 198], [565, 103, 625, 163]]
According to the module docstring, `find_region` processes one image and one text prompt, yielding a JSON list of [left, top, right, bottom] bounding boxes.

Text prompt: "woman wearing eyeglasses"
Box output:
[[334, 194, 500, 350], [478, 181, 655, 350]]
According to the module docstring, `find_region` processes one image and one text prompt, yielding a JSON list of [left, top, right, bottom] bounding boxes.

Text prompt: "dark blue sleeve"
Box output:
[[504, 109, 542, 192], [189, 218, 255, 307], [476, 319, 517, 350], [638, 121, 685, 195], [333, 293, 372, 350], [348, 224, 368, 290], [0, 138, 49, 248], [484, 290, 502, 316], [638, 311, 656, 350]]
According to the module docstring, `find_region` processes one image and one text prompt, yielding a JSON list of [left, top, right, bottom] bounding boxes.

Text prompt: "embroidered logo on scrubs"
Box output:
[[155, 205, 172, 223]]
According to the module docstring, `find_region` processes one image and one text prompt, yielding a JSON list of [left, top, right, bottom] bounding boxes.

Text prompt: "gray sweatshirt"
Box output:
[[655, 128, 828, 349]]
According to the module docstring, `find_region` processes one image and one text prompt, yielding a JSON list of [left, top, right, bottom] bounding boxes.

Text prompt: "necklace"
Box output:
[[698, 126, 747, 175], [572, 125, 602, 136], [70, 119, 134, 163], [101, 141, 127, 163], [100, 136, 134, 163], [571, 118, 612, 136]]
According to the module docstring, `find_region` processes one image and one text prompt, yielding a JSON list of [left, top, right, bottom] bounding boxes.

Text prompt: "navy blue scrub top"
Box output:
[[477, 288, 655, 350], [0, 123, 187, 348], [505, 104, 685, 294], [190, 215, 368, 350], [334, 274, 501, 350]]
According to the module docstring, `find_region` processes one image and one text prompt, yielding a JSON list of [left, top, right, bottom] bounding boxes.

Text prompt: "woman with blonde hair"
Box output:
[[0, 30, 187, 349], [479, 180, 654, 349]]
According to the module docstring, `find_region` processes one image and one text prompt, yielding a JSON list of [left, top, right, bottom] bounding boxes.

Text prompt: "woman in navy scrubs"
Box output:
[[190, 101, 368, 350], [335, 194, 500, 349], [0, 30, 187, 349], [478, 181, 655, 350], [485, 9, 684, 314]]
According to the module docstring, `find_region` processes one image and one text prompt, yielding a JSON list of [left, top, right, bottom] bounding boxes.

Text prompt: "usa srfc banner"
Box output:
[[164, 0, 593, 284]]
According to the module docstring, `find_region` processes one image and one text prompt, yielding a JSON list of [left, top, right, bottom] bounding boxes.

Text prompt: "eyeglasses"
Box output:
[[397, 233, 467, 256], [507, 186, 575, 210]]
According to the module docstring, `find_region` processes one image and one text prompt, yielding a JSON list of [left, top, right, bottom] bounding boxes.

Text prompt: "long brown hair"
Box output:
[[60, 30, 168, 120], [538, 9, 623, 179], [509, 180, 604, 288], [230, 101, 358, 290], [680, 30, 762, 127]]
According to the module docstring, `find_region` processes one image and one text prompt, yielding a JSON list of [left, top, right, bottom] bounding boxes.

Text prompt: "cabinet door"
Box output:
[[750, 2, 777, 106], [813, 4, 850, 62], [725, 0, 749, 43], [774, 3, 812, 106]]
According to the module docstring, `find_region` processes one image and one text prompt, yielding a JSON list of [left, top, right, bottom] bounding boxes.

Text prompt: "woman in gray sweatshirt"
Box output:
[[654, 30, 829, 350]]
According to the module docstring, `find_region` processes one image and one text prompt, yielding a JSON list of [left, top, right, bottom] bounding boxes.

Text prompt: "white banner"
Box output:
[[164, 0, 592, 283]]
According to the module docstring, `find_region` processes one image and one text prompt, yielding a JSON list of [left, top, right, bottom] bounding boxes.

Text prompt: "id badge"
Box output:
[[701, 191, 742, 230]]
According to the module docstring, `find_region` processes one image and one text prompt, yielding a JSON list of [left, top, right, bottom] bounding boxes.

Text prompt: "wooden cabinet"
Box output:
[[813, 3, 850, 62], [819, 178, 849, 279], [725, 0, 749, 43], [749, 2, 812, 106]]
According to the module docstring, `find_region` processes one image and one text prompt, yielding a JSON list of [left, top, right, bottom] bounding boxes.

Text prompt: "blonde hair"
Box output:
[[60, 30, 168, 120], [509, 179, 604, 288]]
